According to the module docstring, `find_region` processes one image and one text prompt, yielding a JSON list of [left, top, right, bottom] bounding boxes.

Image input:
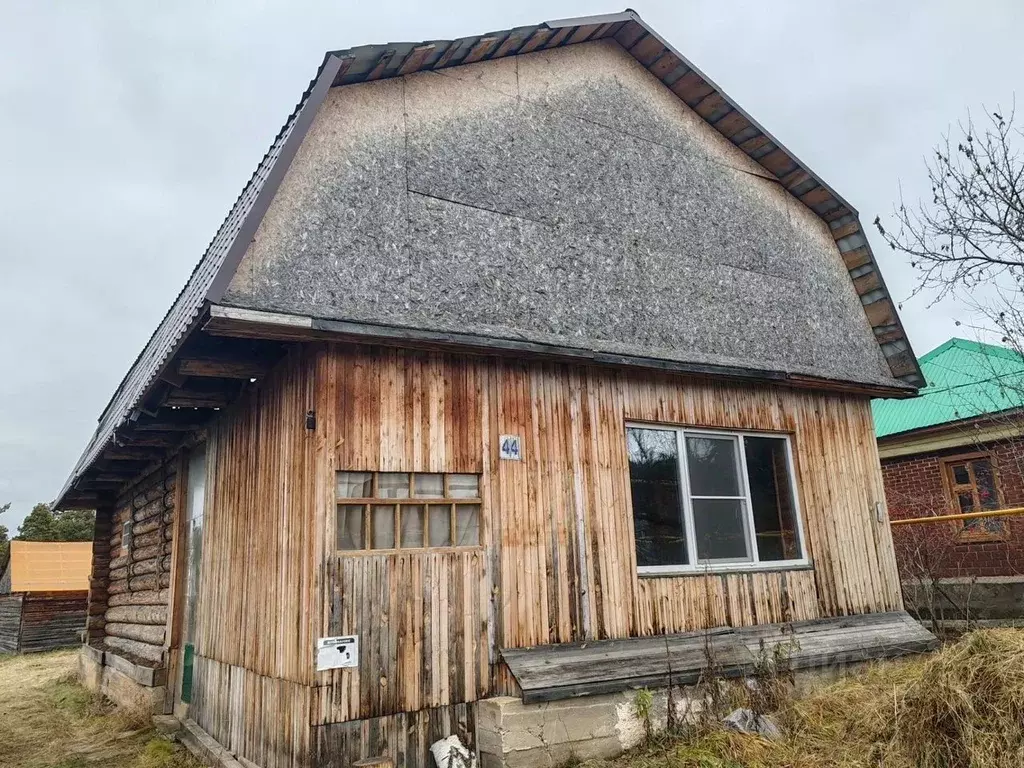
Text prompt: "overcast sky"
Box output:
[[1, 1, 1021, 532]]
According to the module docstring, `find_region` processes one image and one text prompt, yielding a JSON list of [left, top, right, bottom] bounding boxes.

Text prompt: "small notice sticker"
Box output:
[[499, 434, 522, 461], [316, 636, 359, 671]]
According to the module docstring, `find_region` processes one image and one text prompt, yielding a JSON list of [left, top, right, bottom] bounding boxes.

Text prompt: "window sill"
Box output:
[[637, 560, 812, 578]]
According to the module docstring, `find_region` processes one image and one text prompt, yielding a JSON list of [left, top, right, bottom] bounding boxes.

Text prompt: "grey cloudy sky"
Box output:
[[1, 0, 1021, 531]]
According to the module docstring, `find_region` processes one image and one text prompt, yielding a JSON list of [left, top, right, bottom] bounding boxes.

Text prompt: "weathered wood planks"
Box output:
[[171, 340, 906, 767], [502, 611, 937, 703], [0, 592, 88, 653]]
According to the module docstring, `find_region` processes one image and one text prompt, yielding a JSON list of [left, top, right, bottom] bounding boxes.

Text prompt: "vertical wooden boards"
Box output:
[[198, 346, 317, 684], [189, 347, 318, 768], [305, 343, 900, 728], [312, 703, 475, 768], [183, 340, 901, 767], [0, 595, 23, 652], [191, 656, 311, 768]]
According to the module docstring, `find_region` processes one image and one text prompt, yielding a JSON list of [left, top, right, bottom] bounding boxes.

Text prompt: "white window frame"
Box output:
[[626, 422, 810, 576]]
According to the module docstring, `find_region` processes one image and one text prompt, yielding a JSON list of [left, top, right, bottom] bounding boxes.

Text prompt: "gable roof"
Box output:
[[873, 338, 1024, 439], [55, 10, 921, 508], [3, 541, 92, 593]]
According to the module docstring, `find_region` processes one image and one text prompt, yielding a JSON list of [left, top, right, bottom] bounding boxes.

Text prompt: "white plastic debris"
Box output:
[[430, 735, 476, 768], [722, 708, 782, 740]]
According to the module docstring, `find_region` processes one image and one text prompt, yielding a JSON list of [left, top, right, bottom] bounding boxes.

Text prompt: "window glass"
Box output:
[[413, 474, 444, 498], [952, 464, 970, 485], [686, 436, 741, 497], [627, 427, 687, 567], [371, 505, 396, 549], [378, 473, 410, 499], [428, 505, 452, 547], [455, 504, 480, 546], [974, 460, 999, 511], [334, 472, 481, 551], [625, 426, 804, 570], [337, 505, 364, 550], [692, 499, 750, 562], [448, 474, 480, 499], [744, 437, 803, 561], [337, 472, 372, 498], [400, 505, 425, 547]]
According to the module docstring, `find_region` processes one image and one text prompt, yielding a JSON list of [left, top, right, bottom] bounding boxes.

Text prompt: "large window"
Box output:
[[335, 472, 481, 551], [942, 454, 1005, 540], [626, 425, 806, 574]]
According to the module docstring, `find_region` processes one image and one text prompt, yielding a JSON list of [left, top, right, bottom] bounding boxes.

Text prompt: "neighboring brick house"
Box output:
[[875, 338, 1024, 617]]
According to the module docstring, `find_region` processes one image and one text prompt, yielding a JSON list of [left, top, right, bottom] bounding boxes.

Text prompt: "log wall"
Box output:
[[102, 460, 177, 666], [188, 342, 901, 768]]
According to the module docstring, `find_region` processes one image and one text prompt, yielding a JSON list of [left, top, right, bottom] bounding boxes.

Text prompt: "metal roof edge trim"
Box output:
[[52, 55, 345, 510], [206, 55, 344, 303]]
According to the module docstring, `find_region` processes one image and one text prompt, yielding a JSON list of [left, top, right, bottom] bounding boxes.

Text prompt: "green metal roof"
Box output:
[[872, 338, 1024, 439]]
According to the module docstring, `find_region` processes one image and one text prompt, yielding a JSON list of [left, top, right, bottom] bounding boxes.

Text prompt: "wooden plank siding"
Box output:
[[0, 594, 23, 652], [188, 341, 901, 766]]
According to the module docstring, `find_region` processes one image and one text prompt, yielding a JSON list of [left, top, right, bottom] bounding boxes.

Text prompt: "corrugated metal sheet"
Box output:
[[873, 338, 1024, 438], [56, 9, 922, 507], [8, 541, 93, 593]]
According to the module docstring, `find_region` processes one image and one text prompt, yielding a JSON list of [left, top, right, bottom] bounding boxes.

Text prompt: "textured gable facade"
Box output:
[[224, 39, 895, 388]]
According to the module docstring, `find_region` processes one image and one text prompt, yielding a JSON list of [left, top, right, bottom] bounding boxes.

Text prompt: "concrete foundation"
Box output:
[[903, 576, 1024, 622], [78, 645, 166, 715], [477, 664, 874, 768], [477, 686, 719, 768]]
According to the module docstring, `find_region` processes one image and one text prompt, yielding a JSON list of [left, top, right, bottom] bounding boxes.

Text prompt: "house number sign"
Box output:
[[499, 434, 522, 461], [316, 635, 359, 671]]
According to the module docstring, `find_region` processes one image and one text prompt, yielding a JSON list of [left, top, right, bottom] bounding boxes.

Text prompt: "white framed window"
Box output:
[[625, 423, 808, 575]]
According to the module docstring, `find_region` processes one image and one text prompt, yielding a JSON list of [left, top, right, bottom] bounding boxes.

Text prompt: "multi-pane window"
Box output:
[[943, 455, 1005, 538], [626, 425, 806, 573], [335, 472, 481, 551]]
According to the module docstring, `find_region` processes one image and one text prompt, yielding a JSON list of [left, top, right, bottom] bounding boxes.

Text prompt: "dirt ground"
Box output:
[[0, 649, 200, 768]]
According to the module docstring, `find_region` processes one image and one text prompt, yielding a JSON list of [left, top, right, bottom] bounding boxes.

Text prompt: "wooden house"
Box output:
[[58, 11, 937, 767], [0, 541, 91, 653], [875, 338, 1024, 620]]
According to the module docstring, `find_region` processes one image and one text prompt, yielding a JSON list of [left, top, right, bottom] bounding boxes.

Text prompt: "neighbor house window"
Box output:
[[335, 472, 481, 551], [942, 454, 1005, 539], [626, 425, 806, 574]]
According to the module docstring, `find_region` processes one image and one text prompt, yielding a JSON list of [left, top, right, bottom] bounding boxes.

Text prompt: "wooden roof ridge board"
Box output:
[[501, 611, 937, 703], [54, 9, 921, 509]]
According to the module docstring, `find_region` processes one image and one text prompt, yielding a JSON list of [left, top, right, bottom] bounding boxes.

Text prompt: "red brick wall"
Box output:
[[881, 437, 1024, 578]]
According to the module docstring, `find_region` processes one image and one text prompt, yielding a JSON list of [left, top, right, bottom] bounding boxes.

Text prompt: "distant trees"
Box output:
[[16, 503, 95, 542], [0, 503, 9, 572]]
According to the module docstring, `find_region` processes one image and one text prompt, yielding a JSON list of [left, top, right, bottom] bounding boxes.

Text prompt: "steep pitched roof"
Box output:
[[55, 10, 921, 508], [873, 338, 1024, 439]]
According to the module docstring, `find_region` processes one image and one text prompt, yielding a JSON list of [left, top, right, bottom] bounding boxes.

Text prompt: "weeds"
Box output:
[[634, 688, 655, 742], [579, 629, 1024, 768]]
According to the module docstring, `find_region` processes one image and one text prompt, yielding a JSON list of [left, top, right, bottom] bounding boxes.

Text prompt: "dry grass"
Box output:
[[580, 629, 1024, 768], [0, 649, 201, 768]]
